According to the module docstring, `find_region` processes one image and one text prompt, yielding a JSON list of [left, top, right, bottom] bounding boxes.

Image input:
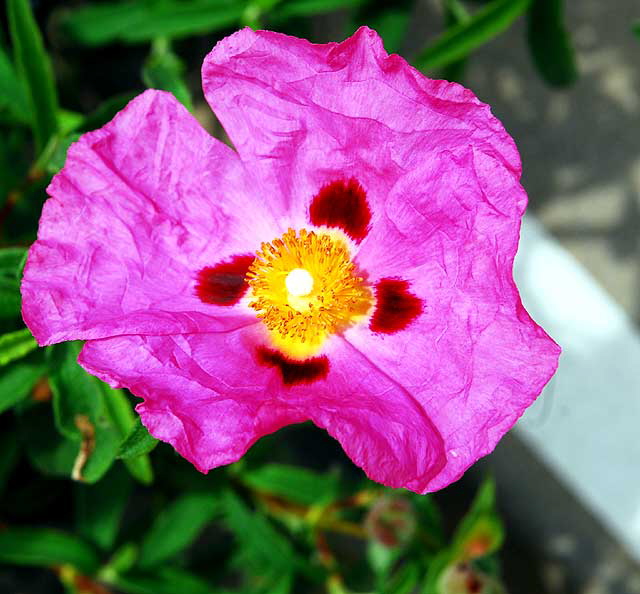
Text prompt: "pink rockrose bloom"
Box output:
[[21, 27, 560, 492]]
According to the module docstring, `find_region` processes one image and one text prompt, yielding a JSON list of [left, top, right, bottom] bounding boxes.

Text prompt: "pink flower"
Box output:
[[21, 27, 560, 493]]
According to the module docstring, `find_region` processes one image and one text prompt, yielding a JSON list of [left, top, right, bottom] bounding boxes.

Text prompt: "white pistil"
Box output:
[[285, 268, 314, 297]]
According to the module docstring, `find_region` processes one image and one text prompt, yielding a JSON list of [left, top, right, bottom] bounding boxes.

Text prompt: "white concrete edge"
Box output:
[[514, 215, 640, 562]]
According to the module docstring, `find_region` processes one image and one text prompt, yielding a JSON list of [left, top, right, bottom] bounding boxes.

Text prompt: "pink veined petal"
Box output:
[[201, 27, 520, 229], [308, 339, 446, 492], [78, 328, 305, 472], [22, 90, 280, 346], [78, 328, 446, 491], [345, 147, 561, 490]]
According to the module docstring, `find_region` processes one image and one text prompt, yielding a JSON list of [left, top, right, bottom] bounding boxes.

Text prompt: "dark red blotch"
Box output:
[[309, 178, 371, 242], [195, 254, 254, 306], [257, 347, 329, 386], [370, 278, 423, 334]]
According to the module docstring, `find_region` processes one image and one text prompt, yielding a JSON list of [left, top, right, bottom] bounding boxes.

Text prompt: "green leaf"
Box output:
[[0, 277, 21, 319], [76, 465, 133, 550], [414, 0, 532, 71], [527, 0, 578, 87], [223, 490, 297, 582], [117, 417, 158, 460], [48, 342, 121, 483], [138, 492, 219, 568], [409, 492, 445, 549], [20, 402, 78, 477], [634, 22, 640, 39], [0, 527, 99, 574], [420, 550, 452, 594], [142, 39, 193, 111], [240, 463, 341, 505], [58, 109, 85, 134], [0, 328, 38, 366], [386, 561, 420, 594], [0, 361, 45, 414], [272, 0, 364, 19], [440, 0, 471, 82], [7, 0, 59, 152], [0, 246, 28, 276], [44, 133, 81, 174], [370, 10, 411, 55], [112, 566, 218, 594], [60, 0, 245, 46], [0, 44, 30, 124], [450, 478, 504, 561], [102, 385, 154, 485]]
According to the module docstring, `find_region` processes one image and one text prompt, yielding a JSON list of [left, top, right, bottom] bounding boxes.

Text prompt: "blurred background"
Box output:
[[1, 1, 639, 593]]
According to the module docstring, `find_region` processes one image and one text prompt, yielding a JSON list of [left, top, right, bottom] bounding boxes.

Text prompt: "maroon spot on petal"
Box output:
[[195, 254, 255, 306], [370, 278, 423, 334], [309, 178, 371, 242], [256, 346, 329, 386]]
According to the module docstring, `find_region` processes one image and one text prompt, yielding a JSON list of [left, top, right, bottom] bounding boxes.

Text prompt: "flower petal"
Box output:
[[79, 329, 446, 490], [22, 90, 279, 346], [78, 328, 305, 472], [202, 27, 519, 227], [345, 149, 561, 490], [307, 339, 446, 492]]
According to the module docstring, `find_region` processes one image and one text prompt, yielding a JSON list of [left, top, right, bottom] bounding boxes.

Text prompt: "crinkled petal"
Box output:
[[202, 27, 519, 227], [78, 328, 305, 471], [22, 90, 279, 346], [345, 148, 561, 490], [308, 338, 446, 491], [78, 330, 446, 489]]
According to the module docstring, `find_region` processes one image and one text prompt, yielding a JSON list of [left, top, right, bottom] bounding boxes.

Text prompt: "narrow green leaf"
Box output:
[[415, 0, 531, 71], [44, 133, 81, 174], [272, 0, 364, 19], [60, 0, 245, 46], [48, 342, 121, 483], [142, 39, 193, 111], [0, 362, 46, 414], [0, 246, 28, 276], [0, 328, 38, 366], [527, 0, 577, 87], [0, 527, 99, 574], [386, 561, 420, 594], [440, 0, 471, 82], [102, 385, 154, 485], [223, 490, 297, 580], [241, 463, 340, 505], [138, 492, 219, 568], [113, 566, 217, 594], [444, 0, 470, 24], [58, 109, 85, 134], [451, 477, 504, 561], [634, 22, 640, 39], [0, 45, 30, 124], [0, 277, 21, 319], [117, 417, 158, 460], [420, 549, 452, 594], [75, 465, 133, 551], [7, 0, 59, 151], [20, 402, 78, 477]]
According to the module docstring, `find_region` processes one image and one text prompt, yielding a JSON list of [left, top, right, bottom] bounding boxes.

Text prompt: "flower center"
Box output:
[[247, 228, 373, 359], [285, 268, 314, 297]]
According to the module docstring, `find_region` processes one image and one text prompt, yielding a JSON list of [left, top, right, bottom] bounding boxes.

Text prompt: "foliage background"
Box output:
[[1, 0, 628, 592]]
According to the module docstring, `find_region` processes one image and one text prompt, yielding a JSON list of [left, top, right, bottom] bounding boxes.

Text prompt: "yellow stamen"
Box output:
[[247, 228, 373, 359]]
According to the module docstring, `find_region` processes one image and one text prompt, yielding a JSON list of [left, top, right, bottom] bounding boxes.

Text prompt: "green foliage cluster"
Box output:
[[0, 0, 610, 592]]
